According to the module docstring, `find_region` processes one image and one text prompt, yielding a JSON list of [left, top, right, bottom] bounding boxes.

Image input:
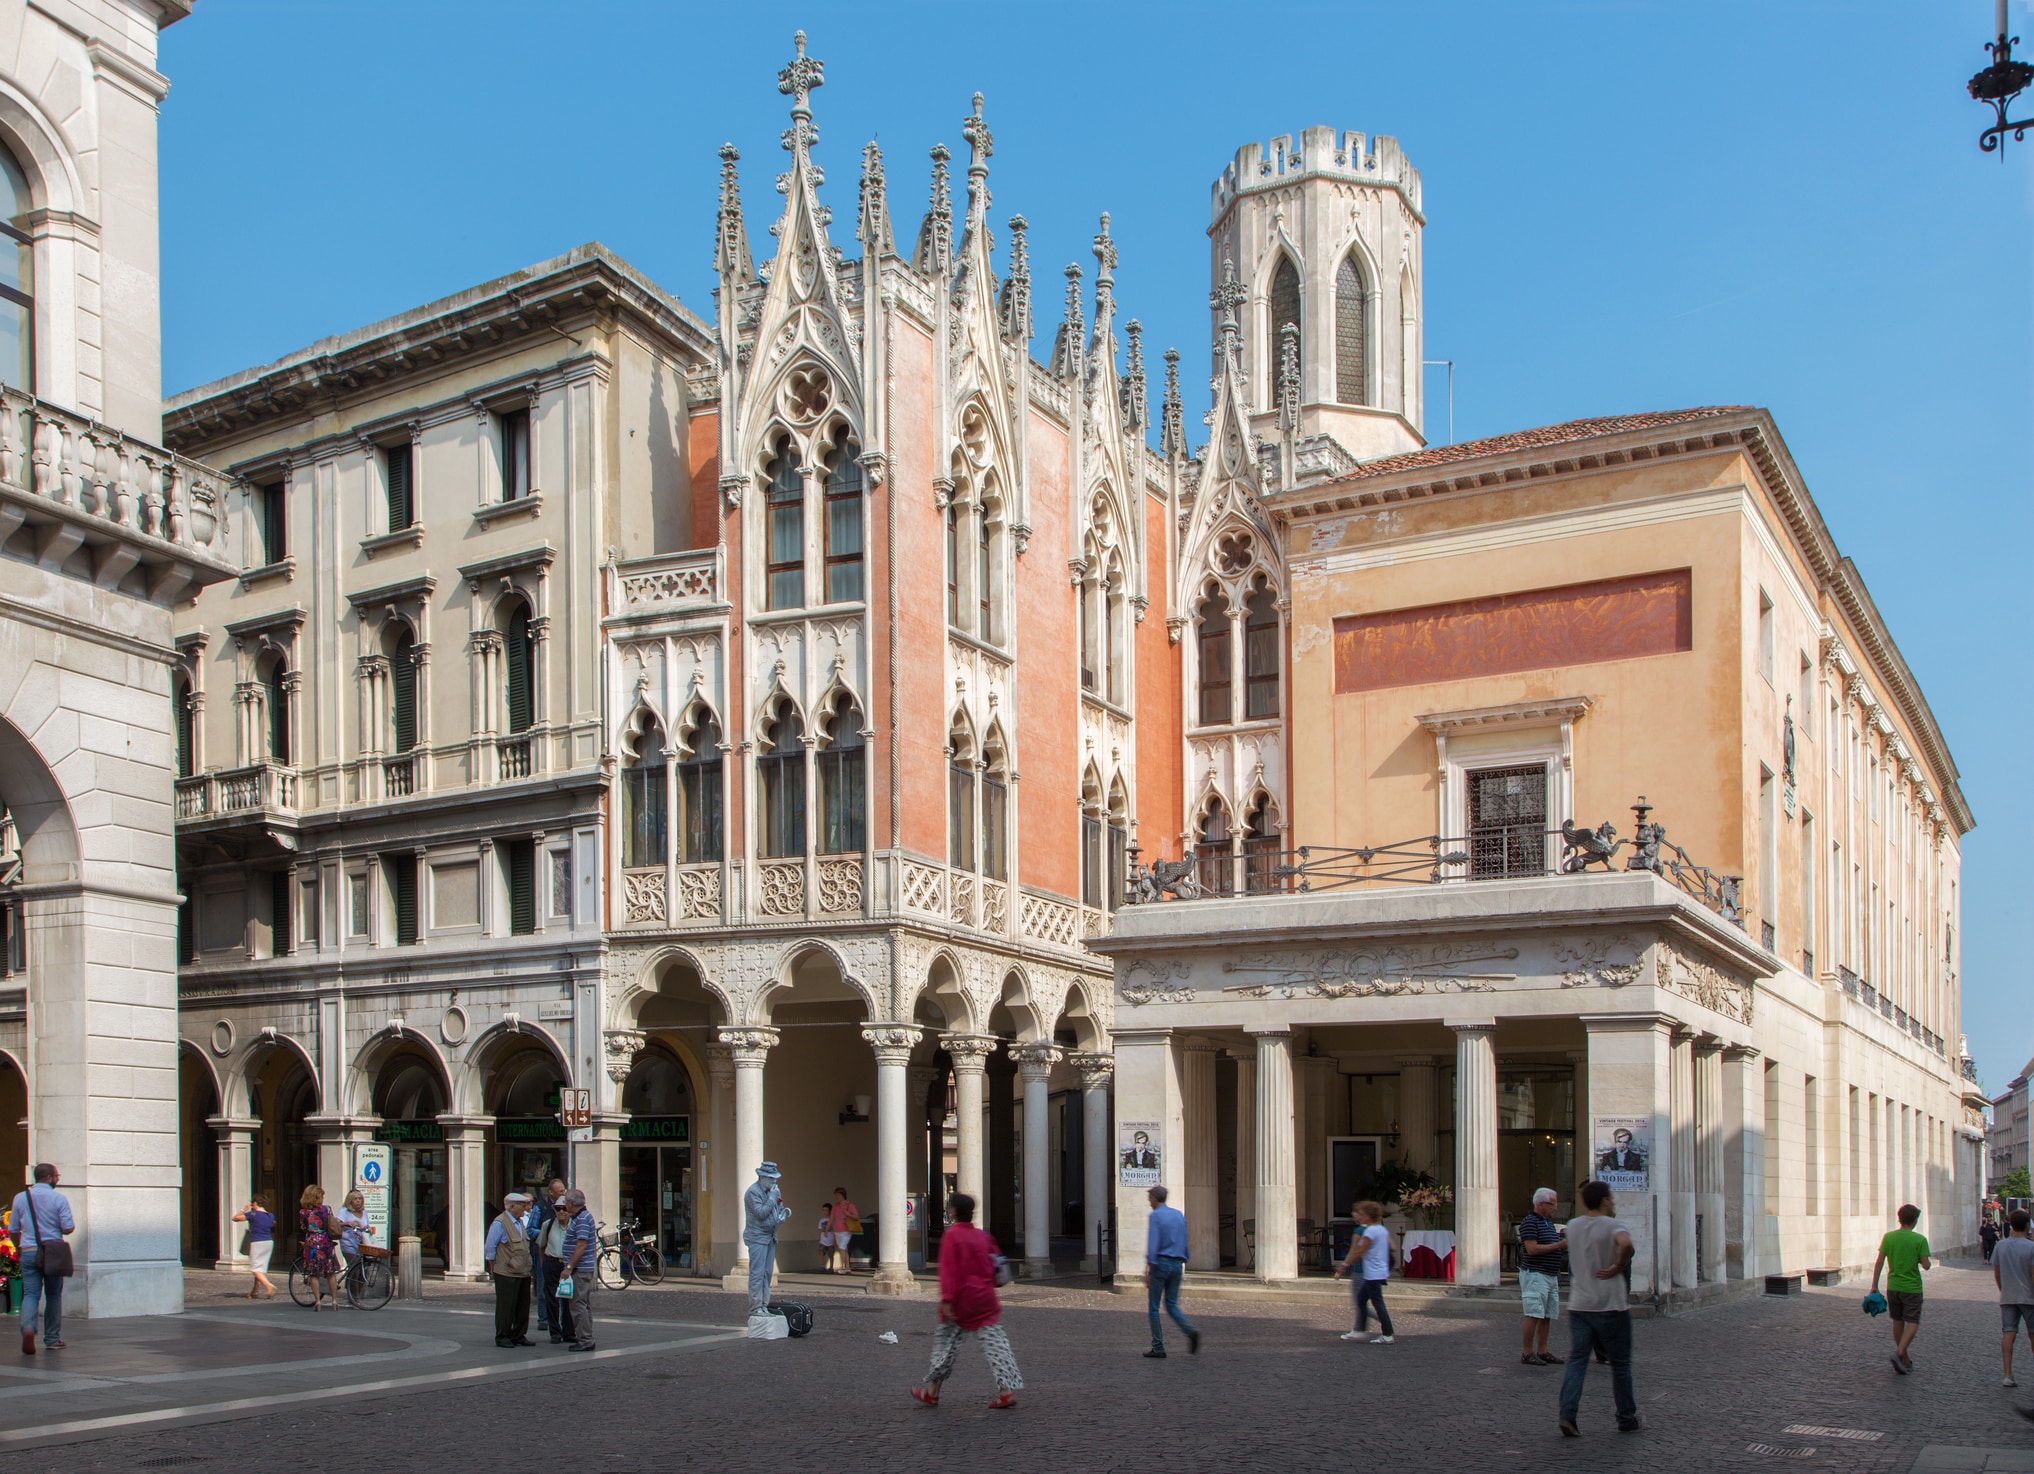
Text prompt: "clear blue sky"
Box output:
[[158, 2, 2030, 1091]]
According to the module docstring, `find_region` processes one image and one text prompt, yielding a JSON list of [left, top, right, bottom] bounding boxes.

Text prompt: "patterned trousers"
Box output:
[[925, 1320, 1023, 1392]]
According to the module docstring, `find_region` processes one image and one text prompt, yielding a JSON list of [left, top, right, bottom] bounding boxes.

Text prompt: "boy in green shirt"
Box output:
[[1870, 1203, 1932, 1374]]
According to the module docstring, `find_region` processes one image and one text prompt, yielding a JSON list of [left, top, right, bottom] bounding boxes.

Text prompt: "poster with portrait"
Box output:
[[1118, 1120, 1163, 1187], [1591, 1115, 1651, 1195]]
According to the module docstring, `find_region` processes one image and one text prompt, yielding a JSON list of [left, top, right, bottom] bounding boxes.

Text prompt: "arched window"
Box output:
[[0, 147, 32, 392], [823, 440, 864, 604], [1244, 583, 1280, 719], [503, 600, 534, 735], [981, 727, 1009, 882], [764, 439, 804, 610], [1243, 794, 1282, 895], [948, 716, 975, 871], [678, 716, 723, 863], [1103, 555, 1127, 705], [817, 703, 865, 855], [758, 706, 805, 858], [1268, 255, 1301, 411], [1079, 566, 1099, 693], [622, 722, 666, 868], [260, 655, 289, 765], [174, 678, 194, 778], [1197, 588, 1232, 727], [389, 627, 419, 753], [945, 502, 961, 626], [1335, 253, 1368, 406], [976, 499, 993, 638], [1196, 801, 1234, 898], [1107, 780, 1130, 913], [1079, 774, 1104, 909]]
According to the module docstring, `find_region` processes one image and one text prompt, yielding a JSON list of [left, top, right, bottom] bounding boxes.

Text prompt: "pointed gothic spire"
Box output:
[[715, 143, 752, 282], [914, 143, 953, 272], [1160, 347, 1185, 460], [1050, 262, 1085, 380], [777, 29, 825, 160], [1091, 212, 1118, 338], [1211, 256, 1247, 380], [962, 92, 993, 235], [998, 213, 1031, 343], [1122, 319, 1147, 433], [858, 140, 892, 258]]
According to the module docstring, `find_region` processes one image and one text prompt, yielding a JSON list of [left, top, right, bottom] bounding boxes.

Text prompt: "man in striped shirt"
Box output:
[[1518, 1187, 1567, 1365]]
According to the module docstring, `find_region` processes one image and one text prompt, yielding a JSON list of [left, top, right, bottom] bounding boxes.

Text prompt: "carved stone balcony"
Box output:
[[606, 547, 721, 623], [174, 762, 299, 844], [0, 384, 237, 601]]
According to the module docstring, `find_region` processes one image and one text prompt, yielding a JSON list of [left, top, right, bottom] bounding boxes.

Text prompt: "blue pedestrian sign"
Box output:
[[361, 1159, 383, 1185]]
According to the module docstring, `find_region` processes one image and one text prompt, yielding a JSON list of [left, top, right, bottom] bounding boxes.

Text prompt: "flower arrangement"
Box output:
[[1400, 1184, 1454, 1229], [0, 1208, 16, 1288]]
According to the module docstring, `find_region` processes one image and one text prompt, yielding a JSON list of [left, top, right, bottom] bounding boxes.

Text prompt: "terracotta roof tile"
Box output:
[[1323, 406, 1755, 484]]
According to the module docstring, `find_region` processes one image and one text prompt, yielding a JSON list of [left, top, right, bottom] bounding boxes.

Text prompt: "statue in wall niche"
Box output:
[[1783, 695, 1797, 786]]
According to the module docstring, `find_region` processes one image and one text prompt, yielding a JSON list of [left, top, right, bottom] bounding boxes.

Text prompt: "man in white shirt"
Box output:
[[1558, 1180, 1638, 1437], [9, 1163, 76, 1355]]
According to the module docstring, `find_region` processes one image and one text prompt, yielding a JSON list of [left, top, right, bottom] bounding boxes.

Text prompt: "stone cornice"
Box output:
[[1417, 695, 1592, 736]]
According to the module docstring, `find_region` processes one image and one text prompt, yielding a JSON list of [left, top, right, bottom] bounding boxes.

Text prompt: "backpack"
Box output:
[[768, 1299, 814, 1338]]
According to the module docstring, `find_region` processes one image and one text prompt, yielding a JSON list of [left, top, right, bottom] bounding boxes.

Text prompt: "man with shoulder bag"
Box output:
[[10, 1163, 76, 1355]]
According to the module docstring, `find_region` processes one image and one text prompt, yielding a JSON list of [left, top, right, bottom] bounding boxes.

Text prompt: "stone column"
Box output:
[[705, 1044, 737, 1277], [1011, 1042, 1063, 1275], [209, 1115, 258, 1270], [716, 1026, 777, 1292], [1071, 1051, 1114, 1266], [863, 1025, 922, 1294], [1568, 1050, 1588, 1207], [1396, 1055, 1438, 1177], [1300, 1053, 1333, 1228], [1722, 1045, 1764, 1281], [1451, 1021, 1500, 1287], [1669, 1027, 1697, 1289], [942, 1033, 996, 1213], [1183, 1037, 1221, 1269], [1694, 1037, 1726, 1285], [1250, 1027, 1299, 1283], [1112, 1029, 1181, 1282], [1584, 1012, 1674, 1299], [1234, 1050, 1257, 1270], [440, 1114, 491, 1281]]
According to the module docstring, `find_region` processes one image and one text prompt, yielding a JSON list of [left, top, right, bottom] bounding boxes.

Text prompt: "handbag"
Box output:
[[991, 1252, 1013, 1288], [843, 1213, 861, 1235], [26, 1189, 73, 1279]]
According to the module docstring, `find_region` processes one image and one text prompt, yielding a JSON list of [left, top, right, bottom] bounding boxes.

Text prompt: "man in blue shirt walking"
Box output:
[[1143, 1185, 1200, 1359]]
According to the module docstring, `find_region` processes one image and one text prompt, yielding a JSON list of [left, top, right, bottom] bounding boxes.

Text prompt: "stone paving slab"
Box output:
[[10, 1261, 2033, 1470]]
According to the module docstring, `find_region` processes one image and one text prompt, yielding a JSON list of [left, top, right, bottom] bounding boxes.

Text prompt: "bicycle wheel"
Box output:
[[596, 1244, 628, 1291], [350, 1257, 393, 1310], [288, 1257, 315, 1307], [632, 1245, 664, 1285]]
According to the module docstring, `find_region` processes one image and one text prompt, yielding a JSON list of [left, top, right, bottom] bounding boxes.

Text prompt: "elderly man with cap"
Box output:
[[744, 1162, 793, 1312], [485, 1190, 537, 1349]]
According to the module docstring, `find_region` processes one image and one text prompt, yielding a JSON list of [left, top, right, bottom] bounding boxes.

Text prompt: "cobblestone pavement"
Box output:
[[17, 1259, 2034, 1472]]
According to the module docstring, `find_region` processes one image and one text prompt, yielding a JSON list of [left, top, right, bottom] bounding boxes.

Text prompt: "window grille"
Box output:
[[1335, 254, 1367, 406], [1465, 765, 1547, 879], [1268, 256, 1302, 411]]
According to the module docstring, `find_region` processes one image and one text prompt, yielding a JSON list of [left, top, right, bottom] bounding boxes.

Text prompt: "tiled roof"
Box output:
[[1326, 406, 1755, 483]]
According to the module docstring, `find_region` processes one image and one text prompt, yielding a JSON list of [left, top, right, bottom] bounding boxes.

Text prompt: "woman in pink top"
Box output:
[[911, 1192, 1022, 1409], [827, 1187, 859, 1275]]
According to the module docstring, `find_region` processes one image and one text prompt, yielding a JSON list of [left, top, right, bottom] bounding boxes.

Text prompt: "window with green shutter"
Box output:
[[270, 870, 292, 957], [390, 855, 418, 945], [505, 603, 533, 733], [505, 838, 535, 936], [384, 444, 413, 531], [174, 679, 193, 778], [391, 630, 418, 752]]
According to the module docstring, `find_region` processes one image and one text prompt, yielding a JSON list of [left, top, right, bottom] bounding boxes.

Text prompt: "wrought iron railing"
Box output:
[[1124, 797, 1746, 931]]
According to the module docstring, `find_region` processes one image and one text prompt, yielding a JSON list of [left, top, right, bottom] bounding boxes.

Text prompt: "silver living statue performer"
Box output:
[[743, 1161, 792, 1311]]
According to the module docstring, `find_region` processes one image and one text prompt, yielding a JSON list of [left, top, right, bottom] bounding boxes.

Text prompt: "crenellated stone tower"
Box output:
[[1208, 125, 1425, 466]]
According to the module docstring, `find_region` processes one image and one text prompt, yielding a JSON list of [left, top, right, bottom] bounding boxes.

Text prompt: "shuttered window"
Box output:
[[385, 444, 413, 531], [499, 410, 531, 501], [176, 893, 194, 965], [263, 661, 289, 764], [505, 838, 535, 936], [505, 604, 533, 733], [391, 631, 418, 752], [259, 481, 287, 565], [174, 681, 193, 778], [390, 855, 418, 945]]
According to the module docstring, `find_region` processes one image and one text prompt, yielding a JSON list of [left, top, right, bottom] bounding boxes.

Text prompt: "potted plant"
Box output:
[[0, 1207, 17, 1314], [1400, 1183, 1455, 1231]]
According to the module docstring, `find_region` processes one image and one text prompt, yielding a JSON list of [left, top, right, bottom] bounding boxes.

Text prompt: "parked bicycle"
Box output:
[[596, 1216, 664, 1290], [289, 1244, 394, 1310]]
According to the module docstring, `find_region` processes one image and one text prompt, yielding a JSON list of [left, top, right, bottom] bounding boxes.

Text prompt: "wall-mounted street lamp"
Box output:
[[1970, 0, 2033, 155]]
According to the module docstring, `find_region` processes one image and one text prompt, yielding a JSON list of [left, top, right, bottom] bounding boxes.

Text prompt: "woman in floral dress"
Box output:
[[299, 1184, 338, 1311]]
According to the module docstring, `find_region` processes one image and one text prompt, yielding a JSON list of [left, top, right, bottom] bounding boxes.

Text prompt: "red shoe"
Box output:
[[20, 1331, 32, 1356], [910, 1385, 939, 1407], [988, 1392, 1017, 1409]]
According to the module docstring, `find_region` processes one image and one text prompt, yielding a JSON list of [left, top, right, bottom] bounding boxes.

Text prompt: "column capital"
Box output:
[[205, 1114, 261, 1136], [1447, 1018, 1498, 1036], [1394, 1054, 1437, 1069], [1010, 1042, 1064, 1079], [1182, 1035, 1220, 1056], [1720, 1043, 1763, 1062], [1669, 1023, 1699, 1045], [717, 1025, 780, 1065], [1069, 1050, 1114, 1090], [437, 1114, 493, 1139], [1244, 1025, 1293, 1039], [1691, 1033, 1726, 1057], [604, 1027, 648, 1083], [860, 1024, 922, 1065], [1580, 1011, 1679, 1036], [940, 1032, 998, 1072]]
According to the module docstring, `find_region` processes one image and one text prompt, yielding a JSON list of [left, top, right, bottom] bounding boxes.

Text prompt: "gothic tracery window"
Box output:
[[764, 438, 804, 610], [1335, 252, 1368, 407], [823, 440, 864, 604], [981, 726, 1009, 883], [1196, 800, 1234, 898], [622, 722, 667, 868], [1243, 793, 1282, 895], [817, 702, 865, 854], [758, 706, 806, 858], [1269, 255, 1302, 410], [1197, 588, 1233, 727], [1244, 582, 1280, 720], [678, 715, 723, 863], [949, 715, 976, 871]]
